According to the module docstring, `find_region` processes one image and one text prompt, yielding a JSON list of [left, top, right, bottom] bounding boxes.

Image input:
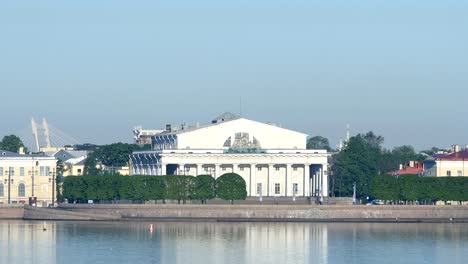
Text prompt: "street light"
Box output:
[[352, 182, 357, 205]]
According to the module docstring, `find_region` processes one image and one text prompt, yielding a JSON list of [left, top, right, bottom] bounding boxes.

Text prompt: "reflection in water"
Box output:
[[0, 221, 467, 264], [0, 221, 56, 264]]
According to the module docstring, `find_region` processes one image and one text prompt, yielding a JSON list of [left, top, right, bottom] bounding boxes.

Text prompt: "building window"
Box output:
[[18, 183, 25, 197], [0, 167, 3, 176], [40, 166, 45, 176], [20, 167, 25, 176], [457, 171, 462, 176], [9, 167, 14, 176], [0, 183, 3, 196], [257, 183, 262, 195], [446, 170, 451, 177], [275, 183, 280, 194], [77, 169, 82, 175], [293, 183, 298, 194]]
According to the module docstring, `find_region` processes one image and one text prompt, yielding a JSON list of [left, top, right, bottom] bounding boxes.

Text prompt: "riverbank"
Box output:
[[0, 204, 463, 223]]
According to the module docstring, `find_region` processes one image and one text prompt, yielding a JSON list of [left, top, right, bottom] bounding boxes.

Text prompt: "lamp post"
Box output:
[[352, 182, 357, 205], [5, 168, 14, 204]]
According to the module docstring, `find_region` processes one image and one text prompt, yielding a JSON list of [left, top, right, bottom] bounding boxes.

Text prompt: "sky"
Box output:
[[0, 0, 467, 151]]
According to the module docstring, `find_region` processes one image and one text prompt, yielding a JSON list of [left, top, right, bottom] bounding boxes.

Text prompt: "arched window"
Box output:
[[18, 183, 25, 197], [0, 183, 4, 196]]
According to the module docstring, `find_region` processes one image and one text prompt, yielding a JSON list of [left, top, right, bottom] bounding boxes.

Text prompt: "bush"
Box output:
[[216, 173, 247, 203], [372, 175, 468, 203], [192, 175, 216, 203]]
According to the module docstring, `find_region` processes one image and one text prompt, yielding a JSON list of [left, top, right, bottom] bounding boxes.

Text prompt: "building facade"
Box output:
[[424, 149, 468, 177], [0, 150, 57, 206], [130, 114, 329, 197]]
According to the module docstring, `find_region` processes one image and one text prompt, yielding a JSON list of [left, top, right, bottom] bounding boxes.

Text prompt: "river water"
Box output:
[[0, 221, 466, 264]]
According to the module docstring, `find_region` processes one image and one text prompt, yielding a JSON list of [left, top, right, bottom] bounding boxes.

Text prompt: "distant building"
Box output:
[[45, 150, 88, 176], [0, 149, 57, 206], [387, 161, 424, 176], [130, 113, 329, 198], [424, 149, 468, 177], [133, 127, 163, 145]]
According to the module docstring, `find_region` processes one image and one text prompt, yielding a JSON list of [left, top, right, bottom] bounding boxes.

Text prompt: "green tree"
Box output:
[[143, 176, 166, 201], [56, 160, 66, 203], [371, 174, 399, 201], [192, 175, 216, 203], [307, 136, 332, 151], [0, 135, 27, 153], [332, 132, 382, 198], [84, 143, 145, 175], [380, 146, 424, 173], [62, 176, 87, 202], [216, 173, 247, 203], [398, 174, 421, 203], [165, 175, 194, 203]]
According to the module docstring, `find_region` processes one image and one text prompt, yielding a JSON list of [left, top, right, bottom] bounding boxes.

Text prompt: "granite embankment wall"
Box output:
[[0, 205, 24, 219], [42, 204, 468, 223]]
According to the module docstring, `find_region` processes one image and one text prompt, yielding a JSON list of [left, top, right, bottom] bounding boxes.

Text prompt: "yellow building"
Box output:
[[423, 149, 468, 177], [46, 149, 87, 176], [0, 149, 57, 206]]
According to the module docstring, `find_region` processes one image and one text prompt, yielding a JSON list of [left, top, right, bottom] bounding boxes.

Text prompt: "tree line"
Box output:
[[329, 132, 432, 198], [62, 173, 247, 204], [371, 174, 468, 204]]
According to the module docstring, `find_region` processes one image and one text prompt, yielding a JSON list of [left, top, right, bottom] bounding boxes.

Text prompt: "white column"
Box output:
[[161, 164, 167, 176], [318, 168, 323, 196], [286, 164, 292, 197], [268, 164, 274, 197], [215, 164, 221, 179], [322, 164, 328, 197], [178, 164, 185, 175], [250, 164, 256, 197], [304, 164, 309, 197], [232, 163, 239, 174], [197, 164, 202, 176]]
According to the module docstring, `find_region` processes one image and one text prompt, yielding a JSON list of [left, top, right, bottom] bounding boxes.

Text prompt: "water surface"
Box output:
[[0, 221, 466, 264]]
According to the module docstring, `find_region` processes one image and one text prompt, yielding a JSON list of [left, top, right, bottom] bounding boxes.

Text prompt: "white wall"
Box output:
[[177, 118, 307, 150]]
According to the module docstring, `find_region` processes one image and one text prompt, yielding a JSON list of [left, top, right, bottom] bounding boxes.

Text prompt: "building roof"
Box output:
[[0, 149, 50, 158], [47, 150, 87, 161], [388, 167, 424, 176], [157, 113, 307, 137], [436, 149, 468, 161]]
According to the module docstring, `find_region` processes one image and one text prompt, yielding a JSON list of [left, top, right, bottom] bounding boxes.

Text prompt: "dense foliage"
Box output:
[[192, 175, 216, 203], [307, 136, 332, 151], [331, 132, 425, 198], [371, 175, 468, 203], [0, 135, 27, 153], [62, 173, 246, 203], [83, 143, 150, 175], [216, 173, 247, 203]]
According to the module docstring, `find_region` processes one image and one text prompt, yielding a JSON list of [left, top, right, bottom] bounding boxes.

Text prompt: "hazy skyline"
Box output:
[[1, 0, 467, 150]]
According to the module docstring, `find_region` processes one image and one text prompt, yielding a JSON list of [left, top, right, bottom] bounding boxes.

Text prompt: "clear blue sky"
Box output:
[[1, 0, 467, 150]]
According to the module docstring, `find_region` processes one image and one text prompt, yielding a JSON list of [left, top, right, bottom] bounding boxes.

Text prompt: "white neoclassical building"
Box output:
[[130, 113, 329, 198]]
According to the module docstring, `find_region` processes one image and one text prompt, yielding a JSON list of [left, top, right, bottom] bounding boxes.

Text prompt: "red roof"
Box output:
[[436, 149, 468, 161], [388, 167, 423, 176]]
